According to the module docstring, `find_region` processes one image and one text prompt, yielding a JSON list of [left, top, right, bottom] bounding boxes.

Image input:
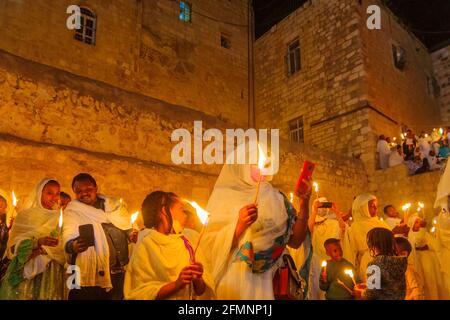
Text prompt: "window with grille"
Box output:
[[179, 2, 191, 22], [289, 116, 304, 143], [74, 7, 96, 45], [286, 39, 301, 77]]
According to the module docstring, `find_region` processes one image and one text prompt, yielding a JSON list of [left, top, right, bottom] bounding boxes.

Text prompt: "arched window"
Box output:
[[74, 7, 96, 45]]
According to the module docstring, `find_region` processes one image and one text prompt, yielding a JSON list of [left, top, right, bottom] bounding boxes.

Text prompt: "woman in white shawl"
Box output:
[[434, 162, 450, 295], [343, 193, 390, 282], [0, 178, 66, 300], [407, 214, 449, 299], [124, 191, 214, 300], [201, 154, 310, 299]]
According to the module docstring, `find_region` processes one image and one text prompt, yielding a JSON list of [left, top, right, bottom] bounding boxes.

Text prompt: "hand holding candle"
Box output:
[[253, 144, 268, 204], [344, 269, 357, 287]]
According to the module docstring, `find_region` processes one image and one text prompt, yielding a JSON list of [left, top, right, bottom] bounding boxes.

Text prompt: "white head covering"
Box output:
[[202, 144, 288, 280], [315, 197, 330, 222], [6, 178, 65, 265]]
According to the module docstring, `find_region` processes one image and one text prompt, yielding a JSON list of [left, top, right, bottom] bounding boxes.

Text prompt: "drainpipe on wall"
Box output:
[[248, 0, 256, 128]]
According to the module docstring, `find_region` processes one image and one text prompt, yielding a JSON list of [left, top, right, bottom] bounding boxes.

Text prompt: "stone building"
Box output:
[[255, 0, 443, 172], [0, 0, 447, 220]]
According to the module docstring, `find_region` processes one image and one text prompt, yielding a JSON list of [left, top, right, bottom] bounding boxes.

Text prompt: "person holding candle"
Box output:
[[434, 162, 450, 297], [124, 191, 214, 300], [307, 198, 346, 300], [63, 173, 135, 300], [0, 178, 65, 300], [319, 238, 358, 300], [342, 193, 390, 282], [406, 215, 449, 299], [201, 143, 311, 300], [353, 228, 407, 300]]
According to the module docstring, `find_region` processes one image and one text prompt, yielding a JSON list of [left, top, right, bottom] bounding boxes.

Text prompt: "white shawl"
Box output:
[[124, 229, 215, 300], [5, 178, 65, 277], [202, 161, 288, 287], [63, 195, 131, 290], [343, 193, 390, 280]]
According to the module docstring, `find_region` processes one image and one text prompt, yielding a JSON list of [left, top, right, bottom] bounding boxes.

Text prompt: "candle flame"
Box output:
[[380, 217, 384, 221], [58, 208, 63, 228], [402, 203, 411, 211], [439, 128, 444, 135], [131, 211, 139, 224], [431, 226, 436, 233], [12, 191, 18, 207], [119, 198, 123, 204], [313, 182, 319, 193], [433, 218, 438, 225], [418, 202, 424, 209], [321, 260, 327, 268], [257, 144, 267, 171], [425, 134, 428, 138], [344, 269, 354, 279], [289, 192, 294, 203], [184, 200, 209, 225], [401, 133, 405, 140]]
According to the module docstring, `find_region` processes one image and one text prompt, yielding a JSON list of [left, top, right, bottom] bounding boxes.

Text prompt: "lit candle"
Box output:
[[344, 269, 357, 286], [184, 200, 210, 258], [58, 208, 63, 238], [12, 191, 18, 209], [431, 226, 436, 234], [313, 182, 319, 199], [440, 128, 444, 136], [402, 203, 411, 224], [289, 192, 294, 204], [130, 211, 139, 230], [321, 260, 327, 274], [253, 144, 267, 204]]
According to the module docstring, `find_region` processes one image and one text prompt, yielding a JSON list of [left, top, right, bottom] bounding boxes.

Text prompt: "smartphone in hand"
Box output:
[[78, 224, 95, 247]]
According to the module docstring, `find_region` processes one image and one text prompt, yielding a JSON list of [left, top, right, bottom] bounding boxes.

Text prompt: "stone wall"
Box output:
[[1, 48, 369, 215], [0, 0, 250, 126], [369, 165, 443, 223], [432, 44, 450, 124]]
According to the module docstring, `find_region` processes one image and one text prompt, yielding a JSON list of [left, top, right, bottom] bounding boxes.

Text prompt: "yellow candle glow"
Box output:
[[253, 144, 267, 204], [313, 182, 319, 199], [344, 269, 357, 286], [12, 191, 18, 208], [130, 211, 139, 229], [431, 226, 436, 234], [289, 192, 294, 204], [58, 208, 63, 237]]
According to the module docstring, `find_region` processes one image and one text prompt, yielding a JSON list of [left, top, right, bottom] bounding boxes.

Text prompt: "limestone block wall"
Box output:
[[369, 165, 443, 223], [432, 44, 450, 124], [0, 0, 250, 126]]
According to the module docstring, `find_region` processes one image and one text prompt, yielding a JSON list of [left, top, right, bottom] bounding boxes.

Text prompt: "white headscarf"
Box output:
[[343, 193, 390, 279], [202, 158, 288, 281], [6, 178, 65, 265]]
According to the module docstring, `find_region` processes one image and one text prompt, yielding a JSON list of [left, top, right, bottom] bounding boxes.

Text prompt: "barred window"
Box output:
[[74, 7, 96, 45], [286, 39, 301, 77], [179, 2, 192, 22], [289, 116, 304, 143]]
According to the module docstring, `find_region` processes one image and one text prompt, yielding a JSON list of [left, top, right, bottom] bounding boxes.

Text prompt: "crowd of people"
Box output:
[[0, 157, 449, 300], [377, 128, 450, 174]]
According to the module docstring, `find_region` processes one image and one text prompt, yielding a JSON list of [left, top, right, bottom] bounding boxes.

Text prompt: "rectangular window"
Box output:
[[179, 2, 192, 22], [427, 75, 440, 98], [74, 8, 96, 45], [286, 39, 301, 77], [289, 116, 304, 143]]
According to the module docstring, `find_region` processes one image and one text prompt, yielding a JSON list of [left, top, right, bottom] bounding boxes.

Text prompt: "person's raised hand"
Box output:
[[236, 204, 258, 233], [175, 266, 194, 290], [72, 238, 89, 253], [38, 236, 59, 247]]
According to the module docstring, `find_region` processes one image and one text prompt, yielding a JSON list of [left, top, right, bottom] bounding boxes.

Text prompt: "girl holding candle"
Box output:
[[124, 191, 215, 300], [0, 178, 65, 300], [201, 143, 311, 300]]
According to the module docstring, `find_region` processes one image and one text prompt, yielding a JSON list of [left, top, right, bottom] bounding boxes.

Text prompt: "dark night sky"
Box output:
[[254, 0, 450, 51]]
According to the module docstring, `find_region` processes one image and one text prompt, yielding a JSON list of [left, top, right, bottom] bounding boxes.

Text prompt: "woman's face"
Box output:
[[170, 199, 187, 228], [368, 199, 378, 217], [41, 182, 61, 210]]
